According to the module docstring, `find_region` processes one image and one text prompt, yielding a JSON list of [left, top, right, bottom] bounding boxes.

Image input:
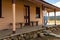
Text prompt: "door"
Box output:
[[24, 5, 30, 26]]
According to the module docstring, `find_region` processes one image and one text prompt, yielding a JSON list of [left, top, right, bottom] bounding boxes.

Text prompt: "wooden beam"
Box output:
[[12, 0, 16, 33], [54, 9, 56, 25]]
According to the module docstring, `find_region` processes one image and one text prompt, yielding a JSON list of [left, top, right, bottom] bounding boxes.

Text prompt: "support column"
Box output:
[[42, 5, 47, 27], [48, 12, 49, 24], [12, 0, 16, 33], [54, 9, 56, 25], [42, 11, 44, 27], [42, 5, 44, 27]]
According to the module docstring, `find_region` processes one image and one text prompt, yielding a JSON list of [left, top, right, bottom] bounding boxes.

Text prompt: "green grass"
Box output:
[[48, 20, 60, 25]]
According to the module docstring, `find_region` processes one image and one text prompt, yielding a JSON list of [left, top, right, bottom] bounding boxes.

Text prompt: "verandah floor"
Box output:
[[0, 25, 60, 40], [0, 25, 43, 39]]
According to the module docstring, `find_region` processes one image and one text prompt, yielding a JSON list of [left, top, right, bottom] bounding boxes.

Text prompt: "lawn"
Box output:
[[47, 20, 60, 25]]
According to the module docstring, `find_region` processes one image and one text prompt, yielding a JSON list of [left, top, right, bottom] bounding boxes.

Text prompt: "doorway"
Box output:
[[24, 5, 30, 26]]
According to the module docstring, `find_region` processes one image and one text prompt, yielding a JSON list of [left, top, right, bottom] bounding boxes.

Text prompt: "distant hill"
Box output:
[[49, 16, 60, 20]]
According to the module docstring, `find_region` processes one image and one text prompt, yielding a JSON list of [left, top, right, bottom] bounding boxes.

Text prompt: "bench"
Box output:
[[18, 23, 25, 28], [9, 21, 38, 29], [9, 23, 18, 25], [30, 21, 38, 26], [9, 23, 24, 29], [18, 21, 38, 27]]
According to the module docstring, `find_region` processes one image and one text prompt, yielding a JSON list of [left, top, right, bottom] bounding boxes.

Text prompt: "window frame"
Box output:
[[36, 7, 40, 18], [0, 0, 3, 18]]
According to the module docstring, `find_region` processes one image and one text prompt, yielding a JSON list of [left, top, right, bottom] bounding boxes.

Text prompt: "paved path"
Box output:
[[0, 25, 44, 39]]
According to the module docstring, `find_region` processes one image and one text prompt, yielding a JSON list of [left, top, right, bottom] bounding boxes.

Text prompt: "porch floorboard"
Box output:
[[0, 25, 43, 39]]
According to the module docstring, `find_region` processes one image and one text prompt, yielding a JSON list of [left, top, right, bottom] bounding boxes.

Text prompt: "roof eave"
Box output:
[[27, 0, 60, 11]]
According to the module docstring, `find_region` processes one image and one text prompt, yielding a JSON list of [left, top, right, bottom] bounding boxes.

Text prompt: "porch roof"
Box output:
[[27, 0, 60, 12]]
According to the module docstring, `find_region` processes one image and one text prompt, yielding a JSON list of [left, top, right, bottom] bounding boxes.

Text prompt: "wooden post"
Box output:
[[42, 11, 44, 27], [42, 5, 47, 27], [12, 0, 16, 33], [42, 5, 44, 27], [54, 9, 56, 25], [48, 12, 49, 24]]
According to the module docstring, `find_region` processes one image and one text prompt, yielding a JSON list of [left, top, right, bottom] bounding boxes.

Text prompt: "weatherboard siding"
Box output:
[[0, 0, 43, 30]]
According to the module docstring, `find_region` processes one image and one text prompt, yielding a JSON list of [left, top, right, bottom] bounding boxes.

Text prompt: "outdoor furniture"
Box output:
[[9, 23, 18, 25], [9, 21, 38, 29], [9, 23, 18, 29], [30, 21, 38, 26], [9, 23, 24, 29], [9, 23, 18, 26], [18, 23, 24, 28]]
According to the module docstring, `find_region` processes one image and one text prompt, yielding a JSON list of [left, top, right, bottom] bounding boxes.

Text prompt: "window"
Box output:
[[36, 7, 40, 18], [0, 0, 2, 18]]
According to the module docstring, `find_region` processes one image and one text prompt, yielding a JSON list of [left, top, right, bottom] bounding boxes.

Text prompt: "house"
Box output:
[[0, 0, 60, 33]]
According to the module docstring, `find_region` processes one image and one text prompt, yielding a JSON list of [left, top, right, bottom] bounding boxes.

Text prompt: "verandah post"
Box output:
[[42, 5, 44, 27], [12, 0, 16, 33], [48, 11, 49, 24], [54, 9, 56, 25]]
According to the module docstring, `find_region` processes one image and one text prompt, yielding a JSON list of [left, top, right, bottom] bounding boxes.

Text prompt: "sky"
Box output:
[[44, 0, 60, 16], [44, 0, 60, 4]]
